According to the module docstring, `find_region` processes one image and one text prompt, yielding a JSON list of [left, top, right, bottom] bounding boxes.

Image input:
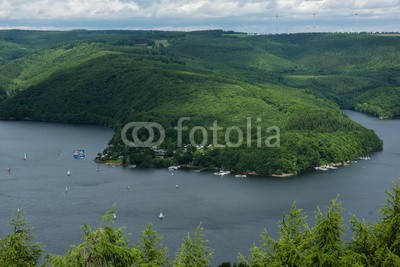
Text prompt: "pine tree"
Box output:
[[305, 198, 345, 267], [378, 182, 400, 255], [242, 203, 310, 267], [0, 209, 43, 267], [137, 223, 168, 266], [47, 205, 139, 266], [344, 182, 400, 266], [174, 224, 213, 267], [272, 203, 311, 266]]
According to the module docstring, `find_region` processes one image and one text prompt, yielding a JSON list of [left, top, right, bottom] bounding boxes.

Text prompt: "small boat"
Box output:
[[113, 213, 117, 220], [326, 165, 338, 170], [159, 212, 165, 219], [194, 168, 206, 173], [67, 171, 71, 176], [128, 165, 136, 169], [7, 166, 11, 173], [214, 170, 231, 176], [65, 187, 68, 193], [176, 185, 179, 188], [23, 153, 27, 160], [74, 150, 85, 159], [17, 207, 20, 212], [171, 173, 174, 176], [235, 174, 247, 178], [168, 166, 179, 171], [315, 166, 328, 171], [127, 185, 131, 190]]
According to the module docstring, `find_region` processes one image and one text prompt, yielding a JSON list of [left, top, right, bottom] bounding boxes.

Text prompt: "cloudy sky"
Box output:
[[0, 0, 399, 33]]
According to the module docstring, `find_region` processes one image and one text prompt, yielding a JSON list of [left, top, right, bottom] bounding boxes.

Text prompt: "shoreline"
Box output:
[[96, 155, 375, 178]]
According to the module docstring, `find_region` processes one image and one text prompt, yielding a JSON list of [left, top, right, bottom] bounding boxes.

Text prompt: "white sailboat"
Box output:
[[159, 212, 165, 219], [113, 213, 117, 220], [67, 170, 71, 176], [23, 153, 27, 160], [65, 187, 68, 193], [176, 185, 179, 188]]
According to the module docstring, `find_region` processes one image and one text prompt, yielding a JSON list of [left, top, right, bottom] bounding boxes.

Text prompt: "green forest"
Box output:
[[1, 182, 399, 266], [0, 30, 399, 175]]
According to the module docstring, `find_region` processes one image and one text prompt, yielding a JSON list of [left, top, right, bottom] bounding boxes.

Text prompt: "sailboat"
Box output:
[[65, 187, 68, 193], [176, 185, 179, 188], [67, 170, 71, 176], [113, 213, 117, 220], [159, 212, 165, 219], [23, 153, 27, 160], [7, 166, 11, 173]]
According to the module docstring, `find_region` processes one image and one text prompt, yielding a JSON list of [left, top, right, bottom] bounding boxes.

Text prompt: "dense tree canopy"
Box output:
[[0, 30, 395, 174]]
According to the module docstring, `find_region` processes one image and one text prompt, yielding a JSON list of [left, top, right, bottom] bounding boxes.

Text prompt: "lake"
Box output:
[[0, 110, 399, 265]]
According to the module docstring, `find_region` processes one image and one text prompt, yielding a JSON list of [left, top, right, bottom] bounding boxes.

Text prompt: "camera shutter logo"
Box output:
[[121, 122, 165, 148]]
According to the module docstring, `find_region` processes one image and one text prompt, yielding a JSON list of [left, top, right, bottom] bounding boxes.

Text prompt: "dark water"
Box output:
[[0, 111, 399, 265]]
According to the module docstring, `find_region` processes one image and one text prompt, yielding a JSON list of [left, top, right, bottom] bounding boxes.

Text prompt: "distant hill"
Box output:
[[0, 30, 393, 175]]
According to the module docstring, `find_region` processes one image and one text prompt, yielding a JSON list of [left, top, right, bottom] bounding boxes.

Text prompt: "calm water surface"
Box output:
[[0, 110, 399, 265]]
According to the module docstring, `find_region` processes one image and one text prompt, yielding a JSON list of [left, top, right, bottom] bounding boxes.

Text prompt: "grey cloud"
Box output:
[[0, 0, 398, 32]]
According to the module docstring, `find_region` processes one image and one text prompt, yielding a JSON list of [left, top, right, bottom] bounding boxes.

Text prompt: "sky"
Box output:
[[0, 0, 399, 33]]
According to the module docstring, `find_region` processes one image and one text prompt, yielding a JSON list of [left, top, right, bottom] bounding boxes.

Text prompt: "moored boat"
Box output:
[[214, 170, 231, 176]]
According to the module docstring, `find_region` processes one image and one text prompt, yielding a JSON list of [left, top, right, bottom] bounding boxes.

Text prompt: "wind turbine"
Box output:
[[355, 13, 359, 33], [313, 13, 316, 32]]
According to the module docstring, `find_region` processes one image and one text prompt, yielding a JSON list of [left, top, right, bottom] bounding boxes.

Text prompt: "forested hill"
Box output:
[[0, 30, 398, 118], [0, 30, 394, 175]]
